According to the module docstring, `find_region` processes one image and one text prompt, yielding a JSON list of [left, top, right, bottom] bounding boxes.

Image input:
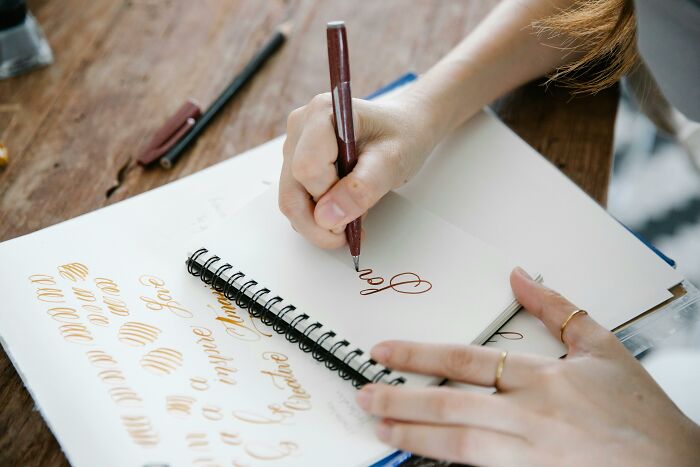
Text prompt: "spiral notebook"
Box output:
[[185, 187, 531, 388]]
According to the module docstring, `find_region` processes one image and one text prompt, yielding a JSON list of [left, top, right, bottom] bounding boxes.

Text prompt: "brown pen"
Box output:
[[327, 21, 361, 271]]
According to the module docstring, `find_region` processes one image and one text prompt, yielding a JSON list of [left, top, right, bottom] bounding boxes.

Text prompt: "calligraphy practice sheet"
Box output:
[[0, 104, 684, 466], [189, 188, 525, 379], [0, 216, 392, 466]]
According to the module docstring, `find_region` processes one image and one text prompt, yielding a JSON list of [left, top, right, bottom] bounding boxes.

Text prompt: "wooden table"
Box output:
[[0, 0, 618, 464]]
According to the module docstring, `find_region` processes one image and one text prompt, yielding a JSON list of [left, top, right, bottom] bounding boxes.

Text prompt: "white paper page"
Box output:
[[189, 188, 524, 384], [0, 214, 395, 467], [0, 103, 684, 466], [394, 111, 683, 355]]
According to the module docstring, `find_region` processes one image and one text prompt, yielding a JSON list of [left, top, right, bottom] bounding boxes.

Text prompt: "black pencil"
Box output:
[[160, 21, 292, 169]]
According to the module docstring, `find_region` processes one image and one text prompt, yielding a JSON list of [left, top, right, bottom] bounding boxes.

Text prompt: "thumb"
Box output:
[[314, 147, 397, 230]]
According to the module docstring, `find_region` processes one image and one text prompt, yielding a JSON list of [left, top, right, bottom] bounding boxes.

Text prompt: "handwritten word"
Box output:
[[186, 432, 210, 451], [261, 351, 312, 412], [35, 287, 65, 303], [232, 408, 291, 425], [99, 369, 126, 385], [86, 350, 118, 368], [118, 321, 161, 347], [72, 286, 110, 326], [487, 331, 524, 343], [220, 431, 242, 446], [28, 274, 56, 286], [140, 347, 183, 376], [71, 287, 96, 302], [139, 275, 192, 318], [47, 307, 79, 323], [191, 326, 236, 386], [166, 395, 196, 418], [244, 441, 298, 461], [190, 377, 210, 391], [202, 404, 224, 421], [95, 277, 130, 316], [59, 323, 93, 344], [358, 269, 432, 295], [121, 415, 159, 447], [210, 290, 269, 341], [109, 386, 143, 407], [58, 263, 88, 282]]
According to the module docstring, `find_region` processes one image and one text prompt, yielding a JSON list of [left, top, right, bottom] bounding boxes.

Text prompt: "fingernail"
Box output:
[[371, 343, 392, 362], [356, 385, 375, 410], [376, 420, 393, 442], [316, 199, 346, 227], [514, 266, 532, 281]]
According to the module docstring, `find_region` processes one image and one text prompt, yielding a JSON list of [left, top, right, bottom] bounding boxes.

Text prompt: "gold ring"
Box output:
[[560, 309, 588, 343], [494, 351, 507, 392]]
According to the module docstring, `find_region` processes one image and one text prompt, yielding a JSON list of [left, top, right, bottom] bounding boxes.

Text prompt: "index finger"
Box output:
[[510, 267, 616, 355]]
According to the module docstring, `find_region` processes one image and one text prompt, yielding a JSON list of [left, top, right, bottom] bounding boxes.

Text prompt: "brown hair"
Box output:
[[534, 0, 638, 94]]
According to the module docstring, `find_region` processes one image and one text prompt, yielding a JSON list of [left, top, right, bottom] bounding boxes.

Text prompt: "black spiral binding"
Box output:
[[187, 248, 406, 388]]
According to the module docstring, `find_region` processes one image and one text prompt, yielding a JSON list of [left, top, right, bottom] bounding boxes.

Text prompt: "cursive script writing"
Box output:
[[358, 269, 432, 295]]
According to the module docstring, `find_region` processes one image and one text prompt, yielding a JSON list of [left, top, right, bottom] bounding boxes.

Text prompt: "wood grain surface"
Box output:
[[0, 0, 617, 465]]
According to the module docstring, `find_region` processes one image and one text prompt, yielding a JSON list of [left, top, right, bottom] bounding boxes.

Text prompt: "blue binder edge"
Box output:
[[363, 72, 675, 467]]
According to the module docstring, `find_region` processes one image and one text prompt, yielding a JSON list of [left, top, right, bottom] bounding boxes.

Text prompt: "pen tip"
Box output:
[[278, 20, 293, 37], [353, 256, 359, 272]]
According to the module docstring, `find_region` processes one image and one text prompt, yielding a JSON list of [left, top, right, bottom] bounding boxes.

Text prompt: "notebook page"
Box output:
[[0, 158, 395, 466], [188, 187, 526, 385]]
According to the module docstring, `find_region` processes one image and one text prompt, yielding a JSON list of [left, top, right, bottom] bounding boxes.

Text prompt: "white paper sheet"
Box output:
[[0, 108, 683, 465], [188, 188, 525, 386], [0, 205, 390, 466]]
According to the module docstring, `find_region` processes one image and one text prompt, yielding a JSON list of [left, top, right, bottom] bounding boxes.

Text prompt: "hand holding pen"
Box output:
[[278, 23, 437, 262]]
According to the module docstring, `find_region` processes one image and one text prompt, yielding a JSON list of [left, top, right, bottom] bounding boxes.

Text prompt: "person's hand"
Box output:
[[279, 93, 436, 248], [356, 267, 700, 466]]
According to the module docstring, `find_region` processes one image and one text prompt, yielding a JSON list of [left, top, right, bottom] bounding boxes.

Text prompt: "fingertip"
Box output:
[[370, 341, 395, 363]]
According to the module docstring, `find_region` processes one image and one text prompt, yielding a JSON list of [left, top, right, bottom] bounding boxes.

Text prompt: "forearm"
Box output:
[[404, 0, 579, 144]]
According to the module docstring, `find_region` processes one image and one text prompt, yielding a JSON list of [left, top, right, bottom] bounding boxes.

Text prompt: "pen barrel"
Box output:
[[327, 20, 361, 260], [333, 81, 357, 176]]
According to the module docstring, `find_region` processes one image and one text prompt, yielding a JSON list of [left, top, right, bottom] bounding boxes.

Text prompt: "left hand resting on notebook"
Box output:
[[356, 267, 700, 466]]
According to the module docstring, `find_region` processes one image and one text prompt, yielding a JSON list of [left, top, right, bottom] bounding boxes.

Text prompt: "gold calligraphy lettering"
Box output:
[[244, 441, 298, 461], [121, 415, 159, 447], [139, 274, 192, 318], [190, 377, 210, 391], [140, 347, 183, 376], [28, 274, 56, 286], [166, 395, 196, 418], [35, 287, 65, 303], [202, 404, 224, 421], [71, 286, 96, 302], [186, 432, 210, 451], [99, 369, 126, 384], [86, 350, 118, 368], [209, 290, 269, 340], [191, 326, 237, 386], [220, 431, 242, 446], [58, 263, 89, 282], [109, 386, 143, 407], [47, 307, 79, 323], [118, 321, 161, 347], [59, 323, 93, 344]]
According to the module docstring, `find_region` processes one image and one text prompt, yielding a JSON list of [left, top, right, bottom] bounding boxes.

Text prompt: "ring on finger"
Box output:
[[560, 309, 588, 343], [494, 351, 508, 392]]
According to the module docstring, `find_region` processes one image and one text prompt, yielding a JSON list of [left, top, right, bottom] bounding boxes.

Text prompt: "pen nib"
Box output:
[[352, 256, 360, 272]]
